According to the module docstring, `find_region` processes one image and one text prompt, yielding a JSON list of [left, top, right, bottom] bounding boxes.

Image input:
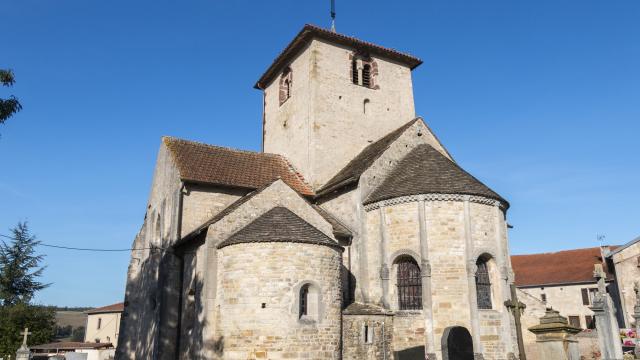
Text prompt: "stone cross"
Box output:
[[20, 328, 31, 347], [504, 283, 527, 360], [15, 328, 31, 360]]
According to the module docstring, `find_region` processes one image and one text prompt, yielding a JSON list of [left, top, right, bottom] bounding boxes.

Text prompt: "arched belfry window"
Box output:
[[396, 256, 422, 310], [351, 59, 359, 85], [279, 67, 292, 106], [476, 257, 492, 310], [362, 64, 371, 88]]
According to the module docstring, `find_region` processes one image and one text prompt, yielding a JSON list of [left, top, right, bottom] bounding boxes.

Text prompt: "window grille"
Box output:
[[362, 64, 371, 88], [476, 259, 492, 310], [352, 59, 359, 85], [397, 257, 422, 310]]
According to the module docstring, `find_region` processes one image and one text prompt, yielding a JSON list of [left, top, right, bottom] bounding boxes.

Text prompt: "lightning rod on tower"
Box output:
[[330, 0, 336, 32]]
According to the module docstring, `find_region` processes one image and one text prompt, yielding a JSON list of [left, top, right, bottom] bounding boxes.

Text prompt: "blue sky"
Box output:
[[1, 0, 638, 307]]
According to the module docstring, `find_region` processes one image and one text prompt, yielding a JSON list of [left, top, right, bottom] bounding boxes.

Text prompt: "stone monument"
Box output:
[[15, 328, 31, 360], [591, 264, 624, 360], [528, 307, 581, 360]]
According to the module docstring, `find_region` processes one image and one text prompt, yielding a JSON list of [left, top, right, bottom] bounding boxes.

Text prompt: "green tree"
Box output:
[[72, 326, 86, 342], [0, 222, 48, 306], [0, 302, 55, 356], [0, 69, 22, 124]]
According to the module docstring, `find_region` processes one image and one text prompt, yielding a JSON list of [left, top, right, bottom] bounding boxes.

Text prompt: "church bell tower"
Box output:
[[255, 25, 423, 189]]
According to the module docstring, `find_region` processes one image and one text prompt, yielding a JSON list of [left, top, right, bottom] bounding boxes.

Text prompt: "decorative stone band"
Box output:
[[364, 193, 505, 212]]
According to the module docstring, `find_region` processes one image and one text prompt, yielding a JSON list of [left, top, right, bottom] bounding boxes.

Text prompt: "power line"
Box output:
[[0, 233, 163, 252]]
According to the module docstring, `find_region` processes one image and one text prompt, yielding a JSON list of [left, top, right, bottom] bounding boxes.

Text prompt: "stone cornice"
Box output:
[[364, 193, 505, 212]]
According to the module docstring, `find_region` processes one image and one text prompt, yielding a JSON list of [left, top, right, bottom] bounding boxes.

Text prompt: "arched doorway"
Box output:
[[441, 326, 474, 360]]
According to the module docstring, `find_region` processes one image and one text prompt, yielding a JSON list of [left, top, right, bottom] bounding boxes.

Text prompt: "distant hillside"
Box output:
[[53, 306, 92, 312], [55, 310, 87, 328]]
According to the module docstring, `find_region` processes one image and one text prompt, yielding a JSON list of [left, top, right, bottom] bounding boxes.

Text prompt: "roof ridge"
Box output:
[[163, 136, 281, 159]]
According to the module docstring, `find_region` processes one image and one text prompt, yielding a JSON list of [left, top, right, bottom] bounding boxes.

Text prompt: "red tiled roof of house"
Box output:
[[511, 247, 617, 287], [85, 302, 124, 314], [255, 24, 422, 89], [163, 137, 313, 196]]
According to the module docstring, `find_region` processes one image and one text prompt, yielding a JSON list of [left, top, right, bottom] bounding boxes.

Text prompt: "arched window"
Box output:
[[362, 64, 371, 88], [363, 99, 370, 114], [298, 282, 320, 321], [396, 256, 422, 310], [476, 257, 492, 309], [279, 67, 292, 106], [351, 59, 359, 85], [299, 284, 309, 318]]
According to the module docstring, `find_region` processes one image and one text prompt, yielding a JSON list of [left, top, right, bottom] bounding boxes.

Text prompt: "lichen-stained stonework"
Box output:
[[117, 24, 519, 360]]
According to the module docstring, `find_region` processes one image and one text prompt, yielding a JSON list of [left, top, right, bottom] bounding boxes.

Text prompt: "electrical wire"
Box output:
[[0, 233, 164, 252]]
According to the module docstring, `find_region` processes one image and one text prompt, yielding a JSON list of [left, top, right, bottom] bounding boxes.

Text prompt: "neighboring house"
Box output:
[[511, 246, 620, 330], [117, 24, 520, 360], [605, 235, 640, 328], [85, 302, 123, 347], [31, 341, 114, 360]]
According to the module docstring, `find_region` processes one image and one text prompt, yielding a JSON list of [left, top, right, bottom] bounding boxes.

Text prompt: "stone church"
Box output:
[[116, 24, 519, 360]]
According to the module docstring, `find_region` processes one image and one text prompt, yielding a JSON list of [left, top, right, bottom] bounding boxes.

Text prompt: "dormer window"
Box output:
[[279, 67, 292, 106], [349, 53, 378, 89]]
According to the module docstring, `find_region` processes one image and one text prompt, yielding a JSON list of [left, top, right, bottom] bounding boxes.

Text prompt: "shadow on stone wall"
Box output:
[[394, 345, 426, 360]]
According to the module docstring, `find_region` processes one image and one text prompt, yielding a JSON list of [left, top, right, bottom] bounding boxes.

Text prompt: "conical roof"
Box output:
[[365, 144, 508, 207]]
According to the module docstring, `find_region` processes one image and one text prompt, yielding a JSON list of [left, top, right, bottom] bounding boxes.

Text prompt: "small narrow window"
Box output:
[[585, 315, 596, 329], [476, 257, 492, 310], [363, 323, 373, 344], [363, 99, 370, 114], [97, 318, 102, 330], [581, 288, 589, 305], [299, 284, 309, 318], [351, 59, 359, 85], [362, 64, 371, 88], [540, 293, 547, 303]]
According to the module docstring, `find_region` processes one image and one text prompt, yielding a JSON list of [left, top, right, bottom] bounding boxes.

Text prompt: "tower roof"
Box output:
[[255, 24, 422, 89], [364, 144, 508, 206]]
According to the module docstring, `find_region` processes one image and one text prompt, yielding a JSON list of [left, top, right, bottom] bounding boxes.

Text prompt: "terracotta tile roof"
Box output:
[[217, 206, 342, 250], [163, 137, 313, 196], [85, 302, 124, 314], [317, 118, 420, 195], [255, 24, 422, 89], [511, 247, 617, 287], [31, 342, 113, 350], [364, 144, 508, 206]]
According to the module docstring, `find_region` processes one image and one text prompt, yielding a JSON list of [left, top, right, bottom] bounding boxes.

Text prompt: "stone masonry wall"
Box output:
[[343, 314, 394, 360], [180, 184, 245, 237], [216, 242, 342, 360]]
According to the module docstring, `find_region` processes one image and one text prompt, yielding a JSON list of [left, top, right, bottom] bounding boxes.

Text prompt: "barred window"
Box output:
[[476, 258, 492, 310], [396, 256, 422, 310], [362, 64, 371, 88], [351, 59, 359, 85]]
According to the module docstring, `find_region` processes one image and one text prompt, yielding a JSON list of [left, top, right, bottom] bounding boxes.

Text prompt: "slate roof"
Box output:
[[317, 118, 420, 195], [163, 137, 313, 196], [364, 144, 508, 206], [511, 247, 617, 287], [217, 207, 342, 250], [255, 24, 422, 89], [31, 342, 113, 350], [85, 302, 124, 314]]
